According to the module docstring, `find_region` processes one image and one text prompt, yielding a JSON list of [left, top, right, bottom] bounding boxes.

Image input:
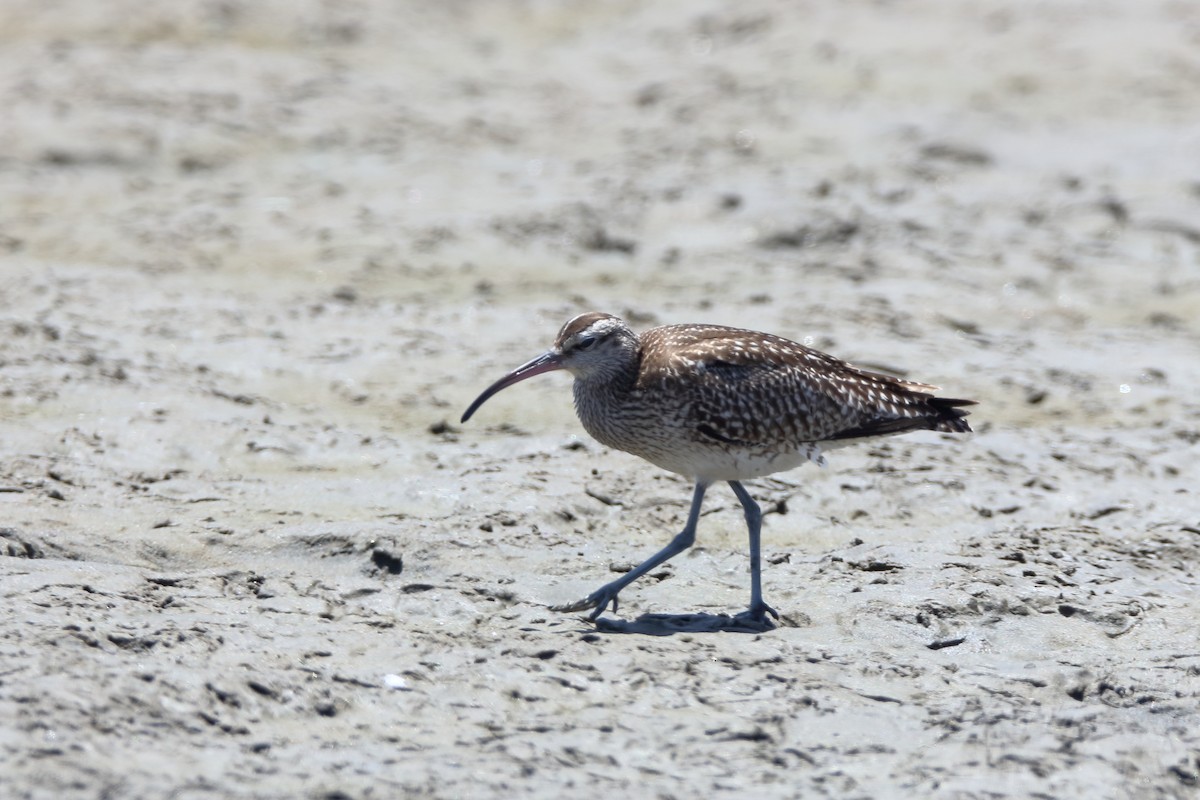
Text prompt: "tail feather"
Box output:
[[930, 396, 976, 434]]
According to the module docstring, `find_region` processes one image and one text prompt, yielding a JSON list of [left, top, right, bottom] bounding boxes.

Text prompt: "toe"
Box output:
[[549, 597, 593, 613]]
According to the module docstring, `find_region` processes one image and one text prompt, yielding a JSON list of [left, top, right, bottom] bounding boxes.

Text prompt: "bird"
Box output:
[[460, 311, 975, 631]]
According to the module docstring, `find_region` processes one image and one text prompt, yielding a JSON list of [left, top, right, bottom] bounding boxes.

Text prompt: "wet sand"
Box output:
[[2, 1, 1198, 797]]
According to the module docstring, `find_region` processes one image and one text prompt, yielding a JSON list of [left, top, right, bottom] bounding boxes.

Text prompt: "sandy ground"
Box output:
[[2, 1, 1199, 797]]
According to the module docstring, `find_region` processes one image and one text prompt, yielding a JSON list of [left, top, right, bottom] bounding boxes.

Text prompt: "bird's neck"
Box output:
[[570, 349, 640, 447]]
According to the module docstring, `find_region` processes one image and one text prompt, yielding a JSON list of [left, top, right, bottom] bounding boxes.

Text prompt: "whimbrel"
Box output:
[[461, 312, 975, 630]]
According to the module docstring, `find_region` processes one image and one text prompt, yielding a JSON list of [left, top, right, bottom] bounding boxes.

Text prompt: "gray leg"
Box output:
[[552, 481, 710, 620], [728, 481, 779, 625]]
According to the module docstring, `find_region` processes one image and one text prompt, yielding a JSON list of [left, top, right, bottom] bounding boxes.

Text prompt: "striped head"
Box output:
[[460, 312, 638, 423], [551, 312, 639, 381]]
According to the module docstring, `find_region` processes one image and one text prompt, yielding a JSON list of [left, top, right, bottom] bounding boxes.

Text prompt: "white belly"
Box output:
[[633, 440, 827, 483]]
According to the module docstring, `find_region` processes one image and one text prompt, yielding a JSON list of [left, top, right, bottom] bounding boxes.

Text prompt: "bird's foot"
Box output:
[[730, 602, 780, 632], [550, 583, 622, 620]]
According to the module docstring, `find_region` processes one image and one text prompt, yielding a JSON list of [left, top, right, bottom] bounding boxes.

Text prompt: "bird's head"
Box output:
[[460, 311, 637, 423]]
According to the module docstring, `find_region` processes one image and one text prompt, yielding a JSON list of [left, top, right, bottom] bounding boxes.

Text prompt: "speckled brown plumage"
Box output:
[[461, 311, 976, 630], [550, 311, 973, 482]]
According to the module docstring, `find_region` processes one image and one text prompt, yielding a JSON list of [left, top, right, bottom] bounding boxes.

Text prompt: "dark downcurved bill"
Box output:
[[460, 351, 565, 423]]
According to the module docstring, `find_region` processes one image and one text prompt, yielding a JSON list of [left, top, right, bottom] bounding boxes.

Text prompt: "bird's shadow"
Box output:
[[586, 612, 777, 636]]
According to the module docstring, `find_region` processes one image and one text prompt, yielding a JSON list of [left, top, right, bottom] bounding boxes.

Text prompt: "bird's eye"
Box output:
[[575, 336, 596, 351]]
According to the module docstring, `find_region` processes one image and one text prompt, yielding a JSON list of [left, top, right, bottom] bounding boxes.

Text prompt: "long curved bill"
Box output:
[[460, 351, 565, 423]]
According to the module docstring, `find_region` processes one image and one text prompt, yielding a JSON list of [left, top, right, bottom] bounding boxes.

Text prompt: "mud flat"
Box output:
[[1, 2, 1197, 798]]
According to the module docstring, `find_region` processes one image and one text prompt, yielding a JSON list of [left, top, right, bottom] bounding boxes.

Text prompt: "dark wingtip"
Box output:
[[930, 397, 976, 433]]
